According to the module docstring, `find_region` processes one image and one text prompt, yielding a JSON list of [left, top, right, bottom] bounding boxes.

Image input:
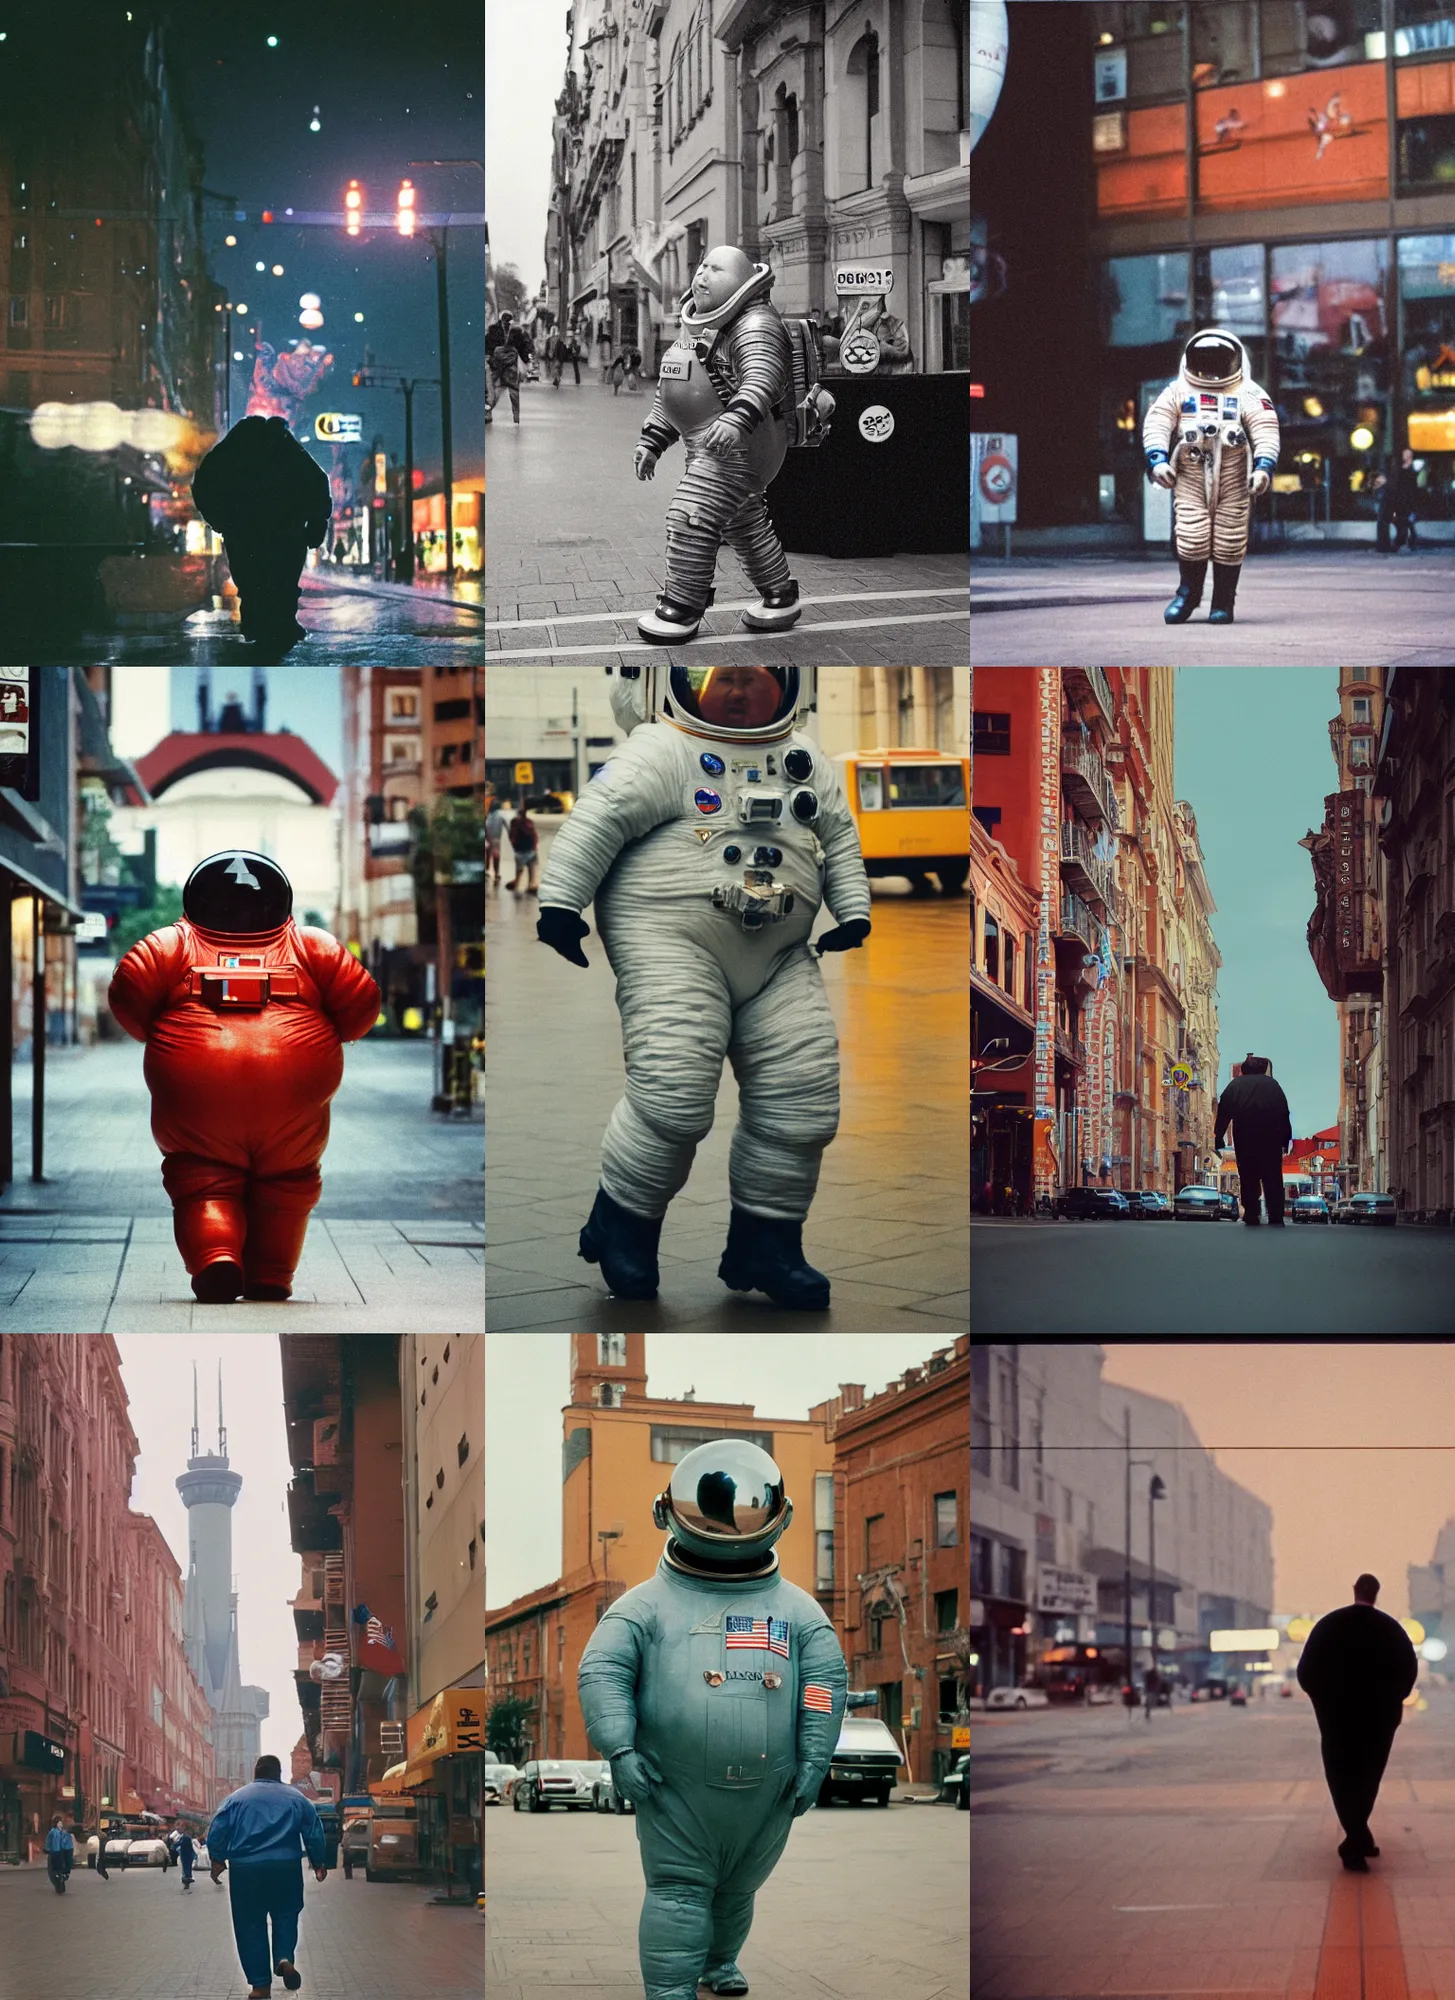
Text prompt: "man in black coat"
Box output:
[[1213, 1053, 1293, 1225], [191, 416, 332, 650], [1296, 1573, 1418, 1871]]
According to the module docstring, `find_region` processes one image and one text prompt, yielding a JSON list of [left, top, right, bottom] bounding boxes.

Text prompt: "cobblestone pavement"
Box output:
[[971, 547, 1455, 667], [485, 855, 970, 1333], [485, 378, 969, 666], [22, 573, 484, 666], [486, 1790, 968, 1999], [0, 1861, 483, 2000], [0, 1039, 483, 1331], [972, 1681, 1455, 1999]]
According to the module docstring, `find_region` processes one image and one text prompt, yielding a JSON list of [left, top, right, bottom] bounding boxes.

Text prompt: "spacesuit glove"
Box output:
[[1149, 462, 1175, 490], [536, 905, 592, 968], [699, 414, 750, 457], [1249, 467, 1271, 497], [610, 1749, 661, 1804], [815, 918, 871, 957], [634, 444, 659, 481], [790, 1766, 821, 1817]]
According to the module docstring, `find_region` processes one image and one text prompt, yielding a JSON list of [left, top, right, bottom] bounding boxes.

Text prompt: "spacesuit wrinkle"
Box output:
[[727, 949, 840, 1219]]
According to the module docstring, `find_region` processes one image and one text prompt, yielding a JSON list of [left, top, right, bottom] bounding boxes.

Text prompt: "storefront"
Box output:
[[0, 1725, 69, 1861], [384, 1688, 483, 1899]]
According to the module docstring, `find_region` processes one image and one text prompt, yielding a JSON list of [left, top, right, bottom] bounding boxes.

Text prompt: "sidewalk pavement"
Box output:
[[970, 547, 1455, 665], [309, 570, 483, 610], [485, 377, 968, 665]]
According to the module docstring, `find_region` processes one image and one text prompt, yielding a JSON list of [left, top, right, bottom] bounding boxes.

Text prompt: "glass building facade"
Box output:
[[1089, 0, 1455, 532]]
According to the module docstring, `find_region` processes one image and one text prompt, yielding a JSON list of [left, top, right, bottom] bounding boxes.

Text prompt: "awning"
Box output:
[[405, 1687, 486, 1771]]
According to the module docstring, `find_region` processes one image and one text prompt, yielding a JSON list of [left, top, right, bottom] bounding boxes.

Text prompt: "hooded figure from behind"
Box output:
[[1214, 1053, 1293, 1226], [107, 849, 380, 1304], [192, 416, 331, 649]]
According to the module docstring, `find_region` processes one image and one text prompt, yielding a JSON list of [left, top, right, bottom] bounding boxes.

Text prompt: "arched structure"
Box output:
[[133, 731, 338, 806]]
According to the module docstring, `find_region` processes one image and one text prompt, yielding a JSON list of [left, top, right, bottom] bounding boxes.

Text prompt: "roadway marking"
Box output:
[[1115, 1905, 1230, 1912], [486, 584, 967, 632], [1314, 1871, 1409, 2000], [487, 609, 970, 660]]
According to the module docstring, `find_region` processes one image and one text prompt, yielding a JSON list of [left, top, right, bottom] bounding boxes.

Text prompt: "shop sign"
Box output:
[[406, 1689, 486, 1767], [857, 403, 895, 443], [0, 668, 29, 784], [1037, 1565, 1097, 1615], [1094, 48, 1127, 104], [17, 1730, 66, 1774], [972, 434, 1017, 523], [839, 327, 882, 374], [834, 265, 893, 296], [314, 411, 363, 442], [952, 1726, 971, 1749]]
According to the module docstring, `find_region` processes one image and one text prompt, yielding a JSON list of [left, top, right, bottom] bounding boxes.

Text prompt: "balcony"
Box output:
[[1055, 1027, 1087, 1069], [1063, 664, 1115, 731], [1060, 821, 1119, 917], [1056, 892, 1102, 953], [1060, 736, 1117, 827]]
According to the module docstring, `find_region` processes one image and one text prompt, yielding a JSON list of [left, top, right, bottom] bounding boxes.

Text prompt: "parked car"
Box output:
[[1337, 1192, 1397, 1226], [938, 1754, 970, 1807], [1056, 1187, 1131, 1219], [1191, 1679, 1228, 1702], [1174, 1184, 1223, 1220], [483, 1764, 520, 1807], [985, 1686, 1050, 1710], [1220, 1192, 1240, 1219], [367, 1810, 422, 1881], [1290, 1195, 1331, 1223], [1125, 1189, 1173, 1219], [591, 1764, 635, 1816], [1229, 1685, 1249, 1707], [512, 1759, 601, 1812], [340, 1816, 371, 1878], [818, 1716, 905, 1807]]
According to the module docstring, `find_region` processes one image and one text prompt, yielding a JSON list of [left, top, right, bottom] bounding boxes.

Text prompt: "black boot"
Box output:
[[578, 1186, 662, 1300], [718, 1207, 830, 1312], [1163, 559, 1207, 624], [1207, 561, 1240, 623]]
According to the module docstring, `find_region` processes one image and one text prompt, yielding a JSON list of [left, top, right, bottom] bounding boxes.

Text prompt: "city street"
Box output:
[[485, 859, 970, 1332], [0, 1038, 483, 1331], [971, 1217, 1455, 1335], [485, 380, 969, 666], [972, 1684, 1455, 2000], [970, 549, 1455, 666], [20, 574, 484, 668], [486, 1788, 968, 2000], [0, 1862, 483, 2000]]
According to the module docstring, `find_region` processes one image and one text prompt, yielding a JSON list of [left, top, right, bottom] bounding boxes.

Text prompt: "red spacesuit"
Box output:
[[109, 866, 379, 1302]]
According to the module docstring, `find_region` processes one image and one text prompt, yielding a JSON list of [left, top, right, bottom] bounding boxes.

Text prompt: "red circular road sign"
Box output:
[[979, 451, 1015, 504]]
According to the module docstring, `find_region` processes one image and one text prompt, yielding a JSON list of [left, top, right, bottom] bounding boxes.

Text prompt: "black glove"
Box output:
[[537, 906, 591, 968], [816, 918, 871, 957]]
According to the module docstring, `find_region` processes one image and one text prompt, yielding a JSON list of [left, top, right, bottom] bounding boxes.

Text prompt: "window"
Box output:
[[973, 711, 1011, 756], [388, 689, 419, 719], [935, 1491, 960, 1548], [1262, 0, 1381, 72], [1102, 252, 1191, 348], [1271, 238, 1389, 521], [1349, 737, 1372, 770], [939, 1676, 961, 1722], [887, 763, 967, 808], [598, 1383, 622, 1408], [970, 1533, 993, 1596], [434, 698, 471, 723], [864, 1511, 886, 1568], [935, 1588, 960, 1632], [386, 737, 415, 765], [458, 1432, 470, 1467], [7, 296, 27, 328], [815, 1530, 834, 1590], [1003, 932, 1017, 998], [649, 1425, 774, 1463], [998, 1542, 1026, 1600], [1192, 2, 1256, 88], [997, 1354, 1020, 1489], [597, 1333, 626, 1365], [982, 912, 1000, 983], [1089, 6, 1187, 103], [846, 29, 882, 191], [1394, 1, 1455, 56]]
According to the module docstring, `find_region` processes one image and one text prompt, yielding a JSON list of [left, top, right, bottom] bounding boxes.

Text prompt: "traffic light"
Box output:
[[345, 179, 363, 237], [396, 178, 416, 238]]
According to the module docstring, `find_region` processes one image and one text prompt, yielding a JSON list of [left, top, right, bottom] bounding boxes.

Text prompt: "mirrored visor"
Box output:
[[667, 1440, 788, 1541]]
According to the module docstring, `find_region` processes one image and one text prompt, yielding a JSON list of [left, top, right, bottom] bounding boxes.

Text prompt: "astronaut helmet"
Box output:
[[664, 666, 802, 742], [652, 1438, 793, 1564], [183, 850, 293, 932], [1180, 329, 1245, 391]]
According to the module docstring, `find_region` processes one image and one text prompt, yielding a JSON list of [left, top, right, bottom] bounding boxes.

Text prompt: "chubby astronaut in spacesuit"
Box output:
[[108, 850, 380, 1303], [634, 246, 803, 645], [1142, 328, 1280, 625], [535, 665, 871, 1312], [578, 1438, 848, 2000]]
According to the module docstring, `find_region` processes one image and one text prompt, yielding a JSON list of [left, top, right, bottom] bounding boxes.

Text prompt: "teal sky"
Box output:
[[1173, 668, 1341, 1135], [170, 667, 343, 777]]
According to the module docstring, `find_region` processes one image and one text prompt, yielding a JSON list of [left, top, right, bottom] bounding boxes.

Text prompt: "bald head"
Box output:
[[1353, 1574, 1380, 1605], [691, 245, 756, 312]]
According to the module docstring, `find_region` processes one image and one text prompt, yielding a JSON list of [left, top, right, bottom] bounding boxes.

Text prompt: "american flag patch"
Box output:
[[802, 1684, 833, 1713], [767, 1618, 789, 1658], [1199, 393, 1218, 407], [1260, 396, 1274, 410], [725, 1616, 770, 1649]]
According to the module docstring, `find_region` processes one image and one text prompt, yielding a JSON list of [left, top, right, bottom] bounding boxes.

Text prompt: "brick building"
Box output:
[[0, 1336, 217, 1862], [820, 1337, 969, 1789], [420, 667, 485, 804], [337, 667, 425, 1031]]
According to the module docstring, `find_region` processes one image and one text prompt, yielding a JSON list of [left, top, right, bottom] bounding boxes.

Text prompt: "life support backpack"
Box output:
[[781, 318, 834, 449]]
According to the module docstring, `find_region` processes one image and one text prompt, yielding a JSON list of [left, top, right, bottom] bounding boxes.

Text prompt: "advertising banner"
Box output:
[[1037, 1565, 1097, 1615], [1196, 61, 1388, 211]]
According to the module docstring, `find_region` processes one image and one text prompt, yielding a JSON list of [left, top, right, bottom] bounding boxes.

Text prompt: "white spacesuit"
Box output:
[[577, 1439, 848, 2000], [536, 665, 871, 1312], [1142, 328, 1280, 625]]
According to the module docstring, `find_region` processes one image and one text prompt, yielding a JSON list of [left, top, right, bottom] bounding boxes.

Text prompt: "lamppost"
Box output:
[[1146, 1473, 1167, 1722], [1123, 1408, 1165, 1717], [407, 158, 484, 587]]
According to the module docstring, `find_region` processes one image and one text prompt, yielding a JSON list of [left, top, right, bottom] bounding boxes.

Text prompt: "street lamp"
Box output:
[[1123, 1409, 1166, 1717], [408, 159, 483, 587], [345, 179, 363, 238], [1146, 1473, 1166, 1721]]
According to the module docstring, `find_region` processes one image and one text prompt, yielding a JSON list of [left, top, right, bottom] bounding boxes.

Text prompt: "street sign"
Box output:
[[952, 1726, 970, 1749], [75, 913, 108, 944], [1170, 1062, 1192, 1089], [514, 761, 534, 784], [835, 265, 894, 296], [315, 411, 363, 442], [972, 433, 1018, 524]]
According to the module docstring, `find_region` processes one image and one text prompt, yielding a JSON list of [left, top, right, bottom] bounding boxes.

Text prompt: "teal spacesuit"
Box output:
[[578, 1439, 848, 2000]]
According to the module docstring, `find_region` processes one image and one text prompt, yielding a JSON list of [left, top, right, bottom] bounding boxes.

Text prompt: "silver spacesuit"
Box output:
[[1142, 328, 1280, 624], [635, 246, 801, 645], [577, 1440, 848, 2000], [536, 665, 871, 1311]]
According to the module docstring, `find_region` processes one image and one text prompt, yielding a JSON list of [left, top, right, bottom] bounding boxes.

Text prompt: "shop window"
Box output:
[[1270, 237, 1389, 519], [1090, 5, 1187, 103], [1195, 242, 1265, 337], [1261, 0, 1383, 74], [1396, 1, 1455, 57], [1101, 252, 1191, 347]]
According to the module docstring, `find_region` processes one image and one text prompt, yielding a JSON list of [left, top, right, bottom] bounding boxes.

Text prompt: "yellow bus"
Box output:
[[834, 748, 970, 894]]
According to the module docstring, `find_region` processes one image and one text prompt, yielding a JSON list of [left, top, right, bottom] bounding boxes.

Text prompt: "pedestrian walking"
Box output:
[[485, 801, 509, 886], [44, 1815, 74, 1892], [1374, 448, 1421, 554], [190, 415, 332, 653], [509, 807, 540, 896], [93, 1819, 110, 1881], [610, 347, 643, 394], [176, 1826, 197, 1890], [486, 312, 534, 424], [1213, 1053, 1293, 1225], [1296, 1573, 1418, 1872], [206, 1754, 328, 1999]]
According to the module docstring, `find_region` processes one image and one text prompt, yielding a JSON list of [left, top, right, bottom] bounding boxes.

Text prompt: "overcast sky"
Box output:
[[114, 1335, 305, 1773], [1174, 669, 1341, 1131], [485, 0, 567, 291], [1102, 1344, 1455, 1622], [485, 1334, 954, 1611]]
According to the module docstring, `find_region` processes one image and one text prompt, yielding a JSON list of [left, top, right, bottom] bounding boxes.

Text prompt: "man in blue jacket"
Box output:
[[207, 1755, 328, 1998]]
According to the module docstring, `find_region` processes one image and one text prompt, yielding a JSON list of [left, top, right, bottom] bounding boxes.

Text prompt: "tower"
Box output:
[[176, 1364, 270, 1802], [569, 1333, 647, 1410]]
